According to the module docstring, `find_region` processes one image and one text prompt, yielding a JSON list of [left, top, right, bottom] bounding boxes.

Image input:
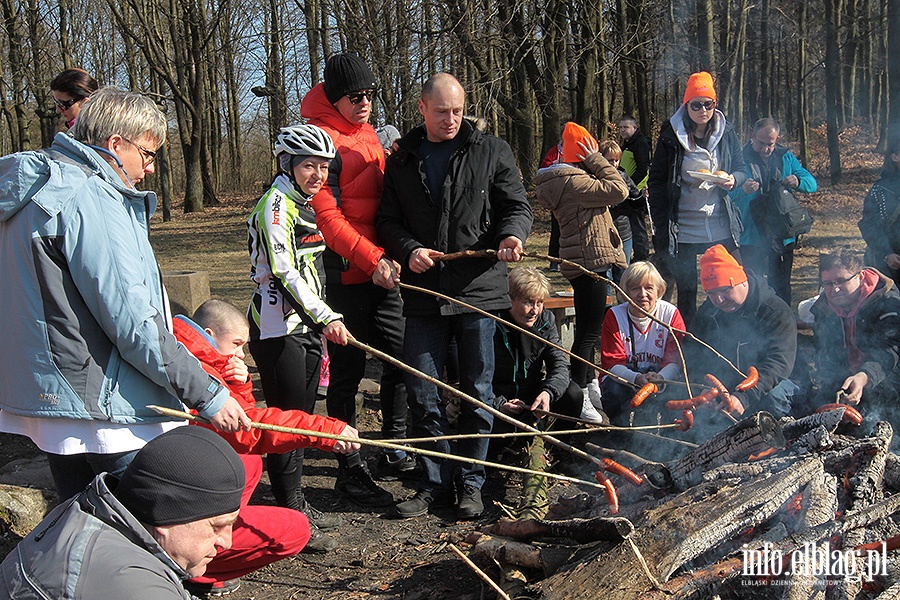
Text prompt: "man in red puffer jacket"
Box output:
[[301, 54, 413, 502]]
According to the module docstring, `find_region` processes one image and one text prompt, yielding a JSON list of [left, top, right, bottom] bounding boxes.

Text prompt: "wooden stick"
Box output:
[[437, 248, 746, 382], [382, 427, 606, 444], [630, 430, 699, 448], [448, 543, 512, 600], [147, 405, 606, 491], [532, 408, 682, 430], [522, 251, 747, 381], [397, 281, 633, 388], [347, 337, 612, 471]]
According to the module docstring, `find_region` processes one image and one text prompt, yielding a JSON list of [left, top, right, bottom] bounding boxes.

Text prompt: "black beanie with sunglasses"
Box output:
[[324, 53, 376, 105], [115, 426, 245, 527]]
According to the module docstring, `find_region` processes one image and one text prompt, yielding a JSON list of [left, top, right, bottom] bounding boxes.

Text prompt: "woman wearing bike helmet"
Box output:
[[246, 124, 352, 553]]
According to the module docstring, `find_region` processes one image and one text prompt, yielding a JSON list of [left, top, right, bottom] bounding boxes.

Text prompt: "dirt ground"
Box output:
[[0, 125, 884, 598]]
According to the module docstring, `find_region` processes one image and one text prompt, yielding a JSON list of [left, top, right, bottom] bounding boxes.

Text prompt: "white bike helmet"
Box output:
[[274, 124, 336, 162]]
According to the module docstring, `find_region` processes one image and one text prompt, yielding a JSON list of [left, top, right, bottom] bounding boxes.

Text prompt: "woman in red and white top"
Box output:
[[600, 261, 685, 423]]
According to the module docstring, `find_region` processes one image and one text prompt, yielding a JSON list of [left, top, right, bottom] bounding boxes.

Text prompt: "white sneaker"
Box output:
[[579, 395, 607, 424], [587, 378, 603, 410]]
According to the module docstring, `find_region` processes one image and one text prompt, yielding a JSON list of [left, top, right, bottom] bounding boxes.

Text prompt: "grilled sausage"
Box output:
[[665, 387, 718, 411], [630, 382, 659, 409], [816, 403, 863, 425], [600, 458, 643, 486], [735, 366, 760, 392]]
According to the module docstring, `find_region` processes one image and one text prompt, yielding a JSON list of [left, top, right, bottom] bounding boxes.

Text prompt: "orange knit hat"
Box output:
[[683, 71, 717, 105], [561, 122, 596, 163], [699, 244, 747, 291]]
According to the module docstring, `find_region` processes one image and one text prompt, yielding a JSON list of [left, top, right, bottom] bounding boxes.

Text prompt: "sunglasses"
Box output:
[[688, 100, 716, 112], [346, 89, 375, 105], [122, 137, 158, 166], [53, 96, 82, 110]]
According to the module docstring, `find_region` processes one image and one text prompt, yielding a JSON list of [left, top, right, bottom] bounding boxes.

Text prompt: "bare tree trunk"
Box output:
[[58, 0, 72, 70], [697, 0, 715, 70], [889, 0, 900, 125], [2, 0, 31, 150], [797, 1, 811, 167], [150, 70, 173, 222], [825, 0, 844, 183]]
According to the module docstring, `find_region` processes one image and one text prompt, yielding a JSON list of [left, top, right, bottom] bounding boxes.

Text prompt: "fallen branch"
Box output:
[[486, 515, 634, 544], [449, 543, 512, 600]]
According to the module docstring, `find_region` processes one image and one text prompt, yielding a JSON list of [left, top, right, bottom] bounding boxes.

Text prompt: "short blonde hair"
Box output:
[[616, 261, 667, 302], [598, 139, 622, 160], [509, 267, 550, 300]]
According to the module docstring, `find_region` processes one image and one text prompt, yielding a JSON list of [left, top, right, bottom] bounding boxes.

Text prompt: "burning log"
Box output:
[[782, 408, 846, 442], [538, 457, 825, 598], [850, 421, 893, 509], [485, 516, 635, 545], [643, 411, 785, 490]]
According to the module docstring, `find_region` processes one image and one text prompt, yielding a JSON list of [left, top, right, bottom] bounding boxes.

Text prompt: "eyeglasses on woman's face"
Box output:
[[53, 96, 82, 110]]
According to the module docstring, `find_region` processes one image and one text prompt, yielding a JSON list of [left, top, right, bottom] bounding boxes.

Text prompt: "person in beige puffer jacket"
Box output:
[[535, 121, 628, 405]]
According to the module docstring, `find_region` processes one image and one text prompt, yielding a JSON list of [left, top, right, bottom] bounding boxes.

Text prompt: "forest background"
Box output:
[[2, 0, 900, 216]]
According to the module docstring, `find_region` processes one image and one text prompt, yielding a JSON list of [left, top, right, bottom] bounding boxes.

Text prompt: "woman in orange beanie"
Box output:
[[647, 71, 747, 327], [535, 122, 629, 410]]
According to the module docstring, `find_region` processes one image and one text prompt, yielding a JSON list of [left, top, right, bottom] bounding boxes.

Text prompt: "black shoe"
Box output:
[[335, 463, 395, 507], [183, 578, 241, 598], [457, 485, 484, 520], [302, 524, 338, 554], [373, 453, 418, 481], [299, 494, 342, 530], [393, 489, 454, 518]]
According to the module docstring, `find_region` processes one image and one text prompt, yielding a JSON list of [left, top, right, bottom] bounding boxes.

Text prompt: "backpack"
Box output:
[[759, 183, 814, 240]]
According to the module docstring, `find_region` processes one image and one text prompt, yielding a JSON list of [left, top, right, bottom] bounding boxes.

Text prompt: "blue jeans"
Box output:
[[404, 314, 496, 491], [47, 449, 139, 500]]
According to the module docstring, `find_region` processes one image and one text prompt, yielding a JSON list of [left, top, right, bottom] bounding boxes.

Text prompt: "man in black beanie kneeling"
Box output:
[[0, 427, 245, 599]]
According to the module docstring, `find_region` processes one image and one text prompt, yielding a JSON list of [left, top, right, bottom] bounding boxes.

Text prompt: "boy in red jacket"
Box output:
[[174, 299, 361, 596]]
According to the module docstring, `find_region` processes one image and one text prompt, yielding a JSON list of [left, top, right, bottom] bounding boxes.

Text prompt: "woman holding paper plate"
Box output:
[[648, 71, 746, 327]]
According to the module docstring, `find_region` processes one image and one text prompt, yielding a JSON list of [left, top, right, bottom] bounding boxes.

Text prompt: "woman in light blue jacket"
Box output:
[[0, 87, 248, 499]]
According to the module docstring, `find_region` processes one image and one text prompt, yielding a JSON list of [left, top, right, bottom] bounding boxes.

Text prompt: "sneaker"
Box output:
[[335, 463, 395, 507], [373, 453, 418, 481], [457, 485, 484, 520], [586, 378, 603, 410], [302, 524, 338, 554], [548, 263, 559, 272], [299, 494, 342, 530], [183, 578, 241, 598], [579, 396, 607, 425], [393, 489, 454, 518]]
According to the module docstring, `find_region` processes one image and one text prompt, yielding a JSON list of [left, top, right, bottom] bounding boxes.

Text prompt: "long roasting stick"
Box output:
[[396, 281, 633, 388], [147, 405, 606, 491], [345, 336, 613, 471], [437, 249, 746, 382]]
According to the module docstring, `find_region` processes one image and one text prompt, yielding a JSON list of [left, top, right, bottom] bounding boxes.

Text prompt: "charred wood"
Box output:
[[652, 411, 785, 490], [485, 516, 635, 544]]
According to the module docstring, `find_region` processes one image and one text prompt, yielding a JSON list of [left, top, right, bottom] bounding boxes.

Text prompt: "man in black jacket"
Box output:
[[808, 250, 900, 421], [686, 245, 798, 419], [376, 73, 533, 520], [619, 116, 652, 261]]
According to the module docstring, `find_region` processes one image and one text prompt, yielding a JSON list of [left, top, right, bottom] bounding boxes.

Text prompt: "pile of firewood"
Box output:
[[460, 407, 900, 599]]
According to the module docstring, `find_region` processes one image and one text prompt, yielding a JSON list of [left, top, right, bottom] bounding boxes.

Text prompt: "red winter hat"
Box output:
[[700, 244, 747, 291], [561, 122, 596, 163], [683, 71, 717, 105]]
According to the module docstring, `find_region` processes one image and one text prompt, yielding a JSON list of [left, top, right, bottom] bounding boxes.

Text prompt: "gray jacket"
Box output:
[[0, 474, 193, 599], [0, 133, 228, 423]]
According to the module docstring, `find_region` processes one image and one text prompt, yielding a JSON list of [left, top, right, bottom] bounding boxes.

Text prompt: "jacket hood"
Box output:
[[173, 315, 231, 374], [670, 105, 727, 152], [300, 83, 367, 136], [533, 163, 586, 211], [811, 268, 895, 318], [0, 132, 156, 223]]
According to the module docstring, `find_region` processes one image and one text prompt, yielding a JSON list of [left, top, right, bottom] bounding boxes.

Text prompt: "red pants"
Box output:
[[190, 454, 310, 584]]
